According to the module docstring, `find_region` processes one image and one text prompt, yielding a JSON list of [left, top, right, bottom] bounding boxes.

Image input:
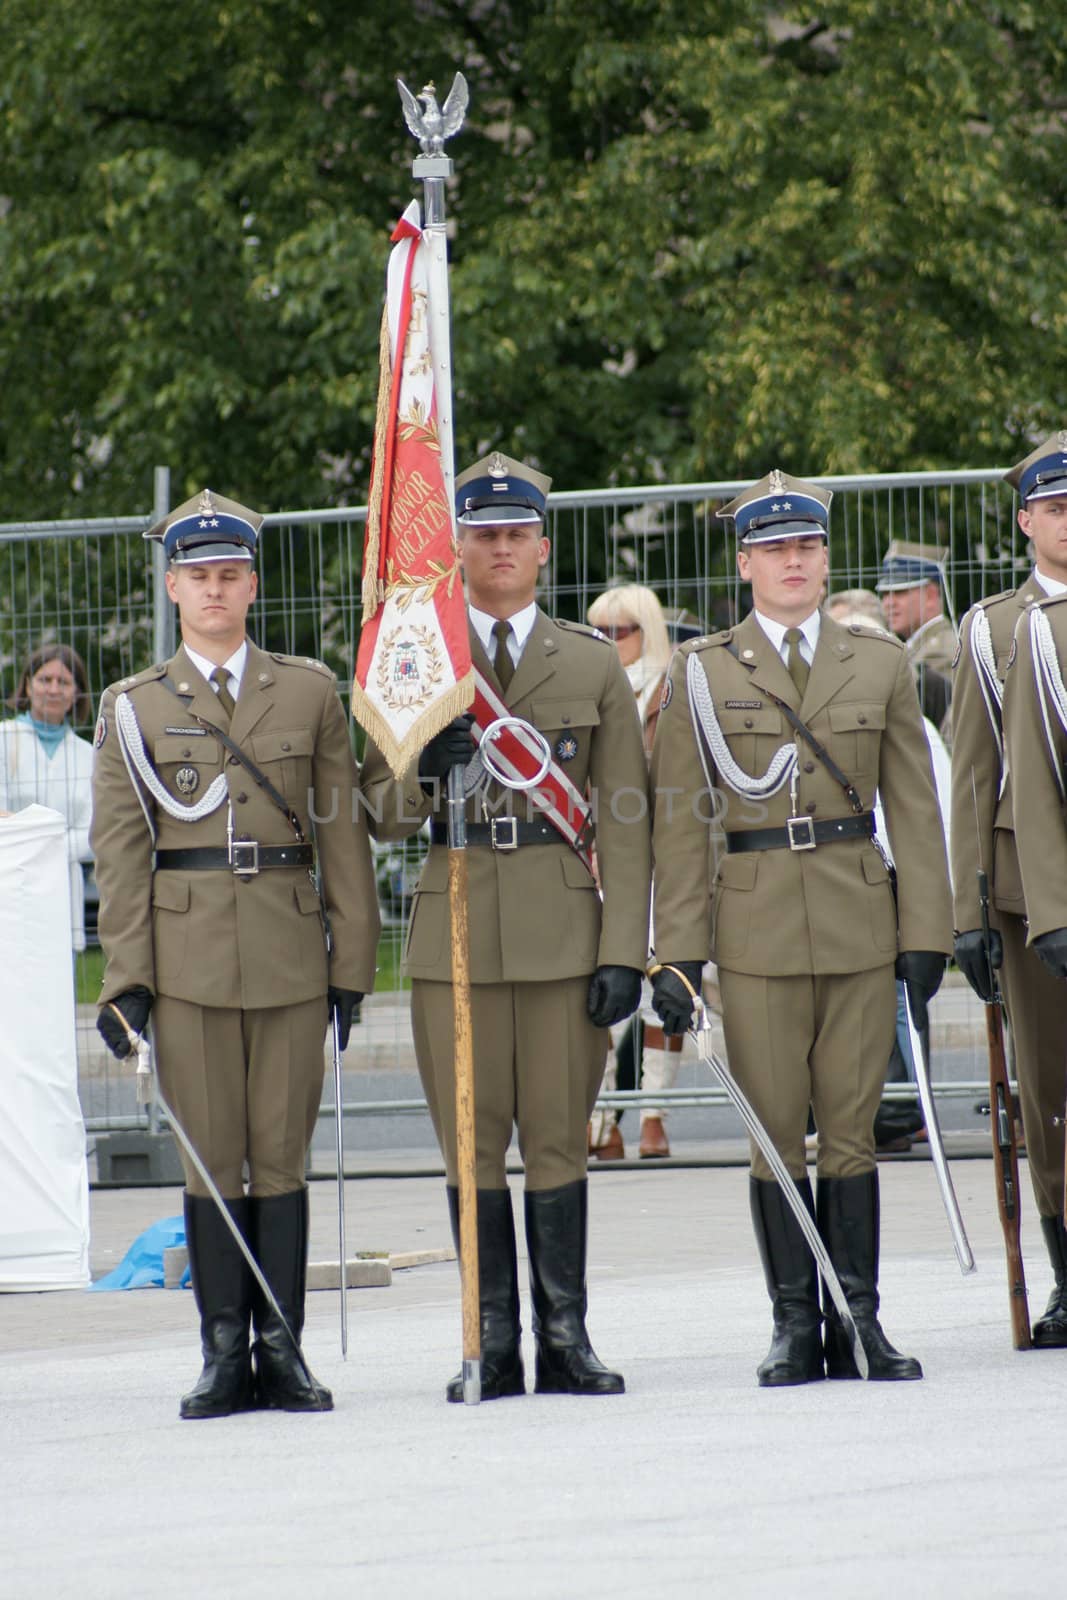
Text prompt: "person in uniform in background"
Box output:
[[585, 583, 682, 1160], [91, 490, 379, 1418], [650, 470, 952, 1387], [875, 540, 956, 738], [0, 644, 95, 950], [967, 434, 1067, 1344], [361, 452, 651, 1402]]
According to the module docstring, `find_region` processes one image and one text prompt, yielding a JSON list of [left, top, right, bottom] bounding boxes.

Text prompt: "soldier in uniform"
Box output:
[[875, 539, 957, 736], [361, 452, 651, 1401], [990, 435, 1067, 1342], [91, 491, 379, 1417], [649, 470, 952, 1386]]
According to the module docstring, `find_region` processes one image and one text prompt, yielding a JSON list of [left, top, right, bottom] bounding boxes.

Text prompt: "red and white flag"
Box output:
[[352, 201, 472, 776]]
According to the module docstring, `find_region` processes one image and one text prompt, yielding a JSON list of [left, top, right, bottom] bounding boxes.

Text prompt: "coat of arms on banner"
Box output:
[[377, 625, 445, 711]]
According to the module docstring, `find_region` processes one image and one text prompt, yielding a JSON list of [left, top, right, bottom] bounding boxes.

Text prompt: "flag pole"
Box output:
[[398, 73, 481, 1405]]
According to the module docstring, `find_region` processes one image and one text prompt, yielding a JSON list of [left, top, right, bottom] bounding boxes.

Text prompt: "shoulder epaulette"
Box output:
[[555, 618, 610, 643], [112, 661, 168, 692], [270, 652, 333, 675], [971, 587, 1018, 613], [681, 629, 730, 655], [1034, 591, 1067, 612], [845, 623, 904, 648]]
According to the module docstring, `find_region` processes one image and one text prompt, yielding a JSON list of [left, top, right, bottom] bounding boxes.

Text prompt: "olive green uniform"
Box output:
[[91, 641, 380, 1199], [361, 609, 651, 1189], [651, 611, 953, 1181], [952, 580, 1067, 1220]]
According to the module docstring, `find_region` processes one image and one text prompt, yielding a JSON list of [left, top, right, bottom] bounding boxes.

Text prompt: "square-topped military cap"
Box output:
[[1004, 431, 1067, 504], [145, 488, 262, 564], [874, 539, 947, 593], [455, 451, 552, 527], [717, 469, 832, 544]]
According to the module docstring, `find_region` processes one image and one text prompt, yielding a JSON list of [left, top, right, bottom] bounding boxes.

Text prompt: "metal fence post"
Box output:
[[151, 466, 174, 665]]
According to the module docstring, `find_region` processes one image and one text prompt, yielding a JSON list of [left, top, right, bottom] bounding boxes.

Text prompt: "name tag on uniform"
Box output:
[[724, 699, 763, 710], [164, 726, 208, 736]]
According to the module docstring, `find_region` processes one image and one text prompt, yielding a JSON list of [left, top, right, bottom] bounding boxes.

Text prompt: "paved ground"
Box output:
[[2, 1152, 1063, 1600]]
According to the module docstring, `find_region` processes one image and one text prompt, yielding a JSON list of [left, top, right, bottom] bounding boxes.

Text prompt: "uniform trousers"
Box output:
[[1000, 913, 1067, 1220], [411, 976, 608, 1190], [153, 994, 327, 1199], [717, 966, 897, 1181]]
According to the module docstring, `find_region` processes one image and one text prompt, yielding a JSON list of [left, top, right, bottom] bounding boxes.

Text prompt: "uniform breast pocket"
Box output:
[[827, 703, 885, 777], [153, 735, 222, 804], [715, 706, 783, 778], [250, 728, 314, 796], [529, 697, 600, 781]]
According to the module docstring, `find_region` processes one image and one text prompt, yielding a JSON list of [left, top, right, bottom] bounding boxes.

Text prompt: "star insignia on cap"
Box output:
[[197, 517, 220, 529]]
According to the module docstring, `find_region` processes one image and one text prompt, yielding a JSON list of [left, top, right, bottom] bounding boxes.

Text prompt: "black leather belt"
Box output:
[[430, 818, 560, 851], [154, 844, 315, 877], [725, 813, 876, 854]]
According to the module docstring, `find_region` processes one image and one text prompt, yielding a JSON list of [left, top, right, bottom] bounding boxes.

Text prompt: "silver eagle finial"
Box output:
[[397, 72, 469, 156]]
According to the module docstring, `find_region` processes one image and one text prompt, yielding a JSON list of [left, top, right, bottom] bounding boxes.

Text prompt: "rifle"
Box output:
[[977, 860, 1031, 1349]]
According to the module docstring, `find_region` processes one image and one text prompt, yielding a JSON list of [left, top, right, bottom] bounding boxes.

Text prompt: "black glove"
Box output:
[[96, 986, 153, 1059], [328, 987, 364, 1052], [586, 965, 643, 1028], [1033, 928, 1067, 980], [418, 714, 475, 781], [953, 928, 1003, 1004], [650, 961, 704, 1036], [895, 950, 946, 1033]]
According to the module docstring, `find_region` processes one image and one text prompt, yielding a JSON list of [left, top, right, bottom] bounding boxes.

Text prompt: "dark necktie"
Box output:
[[210, 665, 236, 721], [492, 619, 515, 692], [784, 628, 810, 696]]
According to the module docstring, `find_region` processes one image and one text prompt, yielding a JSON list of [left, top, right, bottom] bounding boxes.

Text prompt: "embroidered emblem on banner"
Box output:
[[555, 735, 579, 762], [376, 624, 445, 712], [174, 766, 200, 796], [94, 714, 108, 749]]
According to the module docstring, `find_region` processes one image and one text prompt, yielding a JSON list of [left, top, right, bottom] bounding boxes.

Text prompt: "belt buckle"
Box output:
[[229, 839, 260, 876], [490, 816, 519, 852], [786, 816, 817, 852]]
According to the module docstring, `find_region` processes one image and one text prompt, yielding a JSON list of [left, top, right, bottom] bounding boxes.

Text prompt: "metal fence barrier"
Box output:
[[0, 467, 1018, 1167]]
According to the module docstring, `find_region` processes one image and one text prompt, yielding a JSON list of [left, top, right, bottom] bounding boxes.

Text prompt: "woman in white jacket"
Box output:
[[0, 645, 95, 950]]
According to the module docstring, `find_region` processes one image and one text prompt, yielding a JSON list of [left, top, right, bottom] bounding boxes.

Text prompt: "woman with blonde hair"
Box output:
[[586, 584, 682, 1158]]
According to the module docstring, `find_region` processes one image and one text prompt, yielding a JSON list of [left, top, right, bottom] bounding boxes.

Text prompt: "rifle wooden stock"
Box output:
[[985, 997, 1031, 1350]]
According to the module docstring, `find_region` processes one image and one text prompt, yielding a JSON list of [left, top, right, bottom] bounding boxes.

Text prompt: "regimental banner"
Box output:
[[353, 200, 472, 777]]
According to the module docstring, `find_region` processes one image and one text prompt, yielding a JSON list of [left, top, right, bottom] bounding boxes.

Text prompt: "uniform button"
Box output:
[[805, 801, 816, 815], [857, 714, 868, 725], [804, 761, 815, 774], [236, 793, 248, 804], [561, 715, 571, 725], [281, 741, 291, 752], [744, 718, 754, 729], [182, 748, 191, 758], [229, 756, 239, 766]]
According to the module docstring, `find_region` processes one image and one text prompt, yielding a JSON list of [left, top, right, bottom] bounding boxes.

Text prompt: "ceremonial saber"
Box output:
[[110, 1007, 327, 1406], [332, 1012, 349, 1360], [398, 71, 480, 1404], [685, 999, 869, 1379], [903, 987, 976, 1274]]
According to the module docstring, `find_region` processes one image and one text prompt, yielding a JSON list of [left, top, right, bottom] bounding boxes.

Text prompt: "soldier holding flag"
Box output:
[[361, 452, 651, 1400]]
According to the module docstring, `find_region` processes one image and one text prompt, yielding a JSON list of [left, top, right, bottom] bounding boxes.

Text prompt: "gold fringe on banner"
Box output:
[[361, 304, 393, 621], [351, 669, 474, 781]]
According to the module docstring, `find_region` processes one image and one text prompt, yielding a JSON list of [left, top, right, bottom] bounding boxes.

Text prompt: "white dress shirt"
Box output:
[[468, 602, 538, 673], [183, 640, 248, 705], [753, 608, 821, 671]]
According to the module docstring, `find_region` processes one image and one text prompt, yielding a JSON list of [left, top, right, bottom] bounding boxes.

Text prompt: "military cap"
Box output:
[[145, 488, 262, 564], [874, 539, 947, 593], [455, 451, 552, 527], [1004, 431, 1067, 504], [717, 469, 832, 544]]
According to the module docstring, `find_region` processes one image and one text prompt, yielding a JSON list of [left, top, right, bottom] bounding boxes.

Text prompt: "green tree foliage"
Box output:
[[2, 0, 1066, 523]]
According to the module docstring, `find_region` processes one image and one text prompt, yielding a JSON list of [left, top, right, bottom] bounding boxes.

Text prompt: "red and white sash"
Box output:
[[470, 668, 595, 874]]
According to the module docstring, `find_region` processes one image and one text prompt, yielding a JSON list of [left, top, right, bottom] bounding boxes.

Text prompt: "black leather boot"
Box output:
[[817, 1171, 922, 1380], [179, 1192, 254, 1420], [249, 1189, 332, 1412], [1033, 1216, 1067, 1347], [525, 1180, 624, 1395], [445, 1186, 525, 1402], [750, 1177, 824, 1387]]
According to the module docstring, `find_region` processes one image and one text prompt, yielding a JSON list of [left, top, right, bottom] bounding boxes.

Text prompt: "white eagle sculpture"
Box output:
[[397, 72, 469, 157]]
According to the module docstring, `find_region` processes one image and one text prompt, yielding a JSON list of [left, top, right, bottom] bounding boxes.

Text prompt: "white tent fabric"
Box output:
[[0, 804, 90, 1290]]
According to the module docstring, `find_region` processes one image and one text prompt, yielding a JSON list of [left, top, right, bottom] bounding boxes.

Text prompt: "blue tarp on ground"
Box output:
[[89, 1215, 188, 1290]]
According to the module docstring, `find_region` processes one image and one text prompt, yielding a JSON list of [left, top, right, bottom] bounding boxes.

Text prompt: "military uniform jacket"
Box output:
[[950, 575, 1045, 932], [906, 613, 958, 678], [1004, 593, 1067, 942], [361, 608, 652, 984], [91, 641, 379, 1010], [650, 612, 953, 977]]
